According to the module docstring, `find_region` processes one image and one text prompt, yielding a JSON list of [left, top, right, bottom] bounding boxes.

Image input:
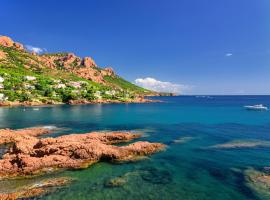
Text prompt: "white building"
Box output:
[[24, 76, 36, 81], [53, 80, 61, 84], [94, 91, 102, 99], [79, 81, 88, 85], [23, 83, 35, 90], [105, 90, 116, 96], [0, 93, 8, 101], [54, 83, 66, 89], [0, 76, 4, 83], [69, 81, 82, 88]]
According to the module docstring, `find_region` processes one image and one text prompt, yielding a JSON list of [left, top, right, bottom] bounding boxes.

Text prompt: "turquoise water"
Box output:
[[1, 96, 270, 199]]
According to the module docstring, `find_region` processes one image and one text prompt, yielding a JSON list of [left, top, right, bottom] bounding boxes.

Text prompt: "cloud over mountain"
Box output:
[[25, 45, 46, 54], [135, 77, 191, 94]]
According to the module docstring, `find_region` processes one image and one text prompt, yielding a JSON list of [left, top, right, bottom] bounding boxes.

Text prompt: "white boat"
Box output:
[[244, 104, 268, 111]]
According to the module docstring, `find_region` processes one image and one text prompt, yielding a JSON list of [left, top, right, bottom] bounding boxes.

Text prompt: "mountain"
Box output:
[[0, 36, 158, 106]]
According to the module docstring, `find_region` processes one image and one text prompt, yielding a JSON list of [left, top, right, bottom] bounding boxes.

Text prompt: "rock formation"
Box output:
[[0, 127, 165, 178], [0, 36, 24, 50], [210, 140, 270, 149], [245, 168, 270, 199], [37, 54, 107, 83], [83, 56, 97, 67], [0, 50, 6, 60], [102, 67, 115, 76], [0, 177, 72, 200]]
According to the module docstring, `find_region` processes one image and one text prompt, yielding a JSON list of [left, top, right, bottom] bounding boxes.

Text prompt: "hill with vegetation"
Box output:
[[0, 36, 158, 106]]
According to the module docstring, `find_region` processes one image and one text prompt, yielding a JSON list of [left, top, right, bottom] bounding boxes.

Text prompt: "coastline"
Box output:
[[0, 97, 161, 108]]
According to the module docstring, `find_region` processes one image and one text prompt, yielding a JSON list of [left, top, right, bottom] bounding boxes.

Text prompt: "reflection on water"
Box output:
[[0, 96, 270, 199]]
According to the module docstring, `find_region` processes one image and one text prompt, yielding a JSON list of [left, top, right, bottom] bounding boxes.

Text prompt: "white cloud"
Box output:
[[25, 45, 46, 54], [135, 77, 192, 94], [225, 53, 233, 57]]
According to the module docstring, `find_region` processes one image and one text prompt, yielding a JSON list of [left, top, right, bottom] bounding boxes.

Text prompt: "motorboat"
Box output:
[[244, 104, 268, 111]]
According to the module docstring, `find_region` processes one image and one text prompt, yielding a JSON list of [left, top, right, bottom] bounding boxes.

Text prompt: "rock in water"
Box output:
[[210, 140, 270, 149], [105, 177, 127, 187], [140, 167, 172, 184], [245, 168, 270, 200], [0, 177, 72, 200], [0, 128, 165, 178]]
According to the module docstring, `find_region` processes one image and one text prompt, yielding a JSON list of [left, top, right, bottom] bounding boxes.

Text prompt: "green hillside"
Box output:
[[0, 36, 156, 104]]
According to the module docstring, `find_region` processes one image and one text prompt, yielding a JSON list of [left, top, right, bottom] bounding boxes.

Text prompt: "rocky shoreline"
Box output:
[[0, 127, 165, 199], [0, 97, 161, 107], [0, 177, 73, 200], [0, 127, 165, 178]]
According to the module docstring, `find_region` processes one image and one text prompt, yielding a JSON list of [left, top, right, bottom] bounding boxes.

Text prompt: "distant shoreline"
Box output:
[[0, 97, 162, 107]]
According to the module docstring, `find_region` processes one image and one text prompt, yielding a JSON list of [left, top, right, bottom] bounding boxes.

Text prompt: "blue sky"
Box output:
[[1, 0, 270, 94]]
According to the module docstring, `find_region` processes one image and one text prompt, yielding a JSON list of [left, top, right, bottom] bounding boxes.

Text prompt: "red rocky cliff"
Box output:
[[0, 36, 24, 50], [0, 35, 117, 84]]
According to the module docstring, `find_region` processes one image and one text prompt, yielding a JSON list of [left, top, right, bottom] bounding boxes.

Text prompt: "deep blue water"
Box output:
[[0, 95, 270, 200]]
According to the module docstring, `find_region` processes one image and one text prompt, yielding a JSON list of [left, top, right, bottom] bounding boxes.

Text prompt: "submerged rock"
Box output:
[[140, 167, 172, 184], [210, 140, 270, 149], [245, 168, 270, 200], [105, 177, 127, 188], [0, 128, 165, 178], [173, 136, 194, 144], [0, 177, 72, 200]]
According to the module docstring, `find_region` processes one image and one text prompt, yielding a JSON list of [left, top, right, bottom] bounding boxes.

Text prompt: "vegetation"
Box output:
[[0, 45, 153, 104], [104, 75, 152, 95]]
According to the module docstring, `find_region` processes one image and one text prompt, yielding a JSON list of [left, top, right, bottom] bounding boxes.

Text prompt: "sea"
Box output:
[[0, 95, 270, 200]]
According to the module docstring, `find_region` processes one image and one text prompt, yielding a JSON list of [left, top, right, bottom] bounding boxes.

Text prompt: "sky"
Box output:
[[1, 0, 270, 94]]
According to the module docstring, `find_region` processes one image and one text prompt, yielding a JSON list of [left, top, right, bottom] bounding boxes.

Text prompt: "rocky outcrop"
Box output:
[[102, 67, 115, 76], [0, 177, 72, 200], [14, 42, 24, 50], [0, 127, 51, 145], [0, 50, 6, 60], [69, 65, 105, 83], [0, 36, 14, 47], [62, 53, 81, 68], [0, 36, 24, 50], [37, 54, 106, 83], [0, 128, 165, 178], [245, 168, 270, 199], [83, 56, 97, 67]]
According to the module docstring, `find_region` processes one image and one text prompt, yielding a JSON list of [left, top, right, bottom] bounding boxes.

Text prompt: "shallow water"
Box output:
[[1, 96, 270, 199]]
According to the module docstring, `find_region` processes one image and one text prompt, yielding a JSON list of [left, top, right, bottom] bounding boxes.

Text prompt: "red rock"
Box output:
[[14, 42, 24, 50], [0, 127, 51, 145], [0, 36, 14, 47], [0, 177, 72, 200], [83, 56, 97, 67], [0, 50, 6, 59], [0, 36, 24, 50], [62, 53, 81, 67], [0, 128, 165, 178], [102, 67, 115, 76]]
